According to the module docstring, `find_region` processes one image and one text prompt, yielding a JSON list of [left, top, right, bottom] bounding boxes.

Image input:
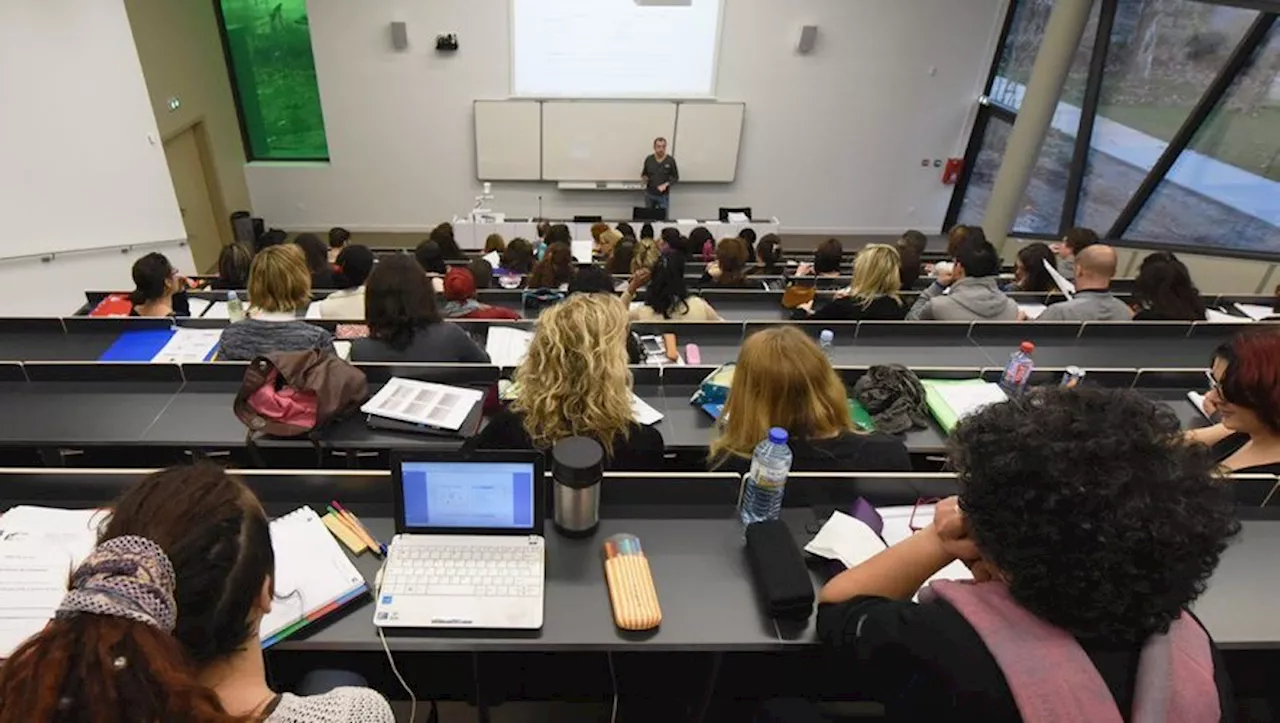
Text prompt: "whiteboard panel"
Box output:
[[673, 103, 744, 182], [542, 102, 677, 181], [474, 101, 541, 181]]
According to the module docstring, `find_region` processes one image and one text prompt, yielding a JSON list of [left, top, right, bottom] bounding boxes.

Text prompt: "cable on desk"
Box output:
[[378, 628, 416, 723], [607, 650, 618, 723]]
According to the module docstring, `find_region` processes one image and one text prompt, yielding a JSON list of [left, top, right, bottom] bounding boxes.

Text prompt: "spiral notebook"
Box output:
[[259, 507, 369, 648]]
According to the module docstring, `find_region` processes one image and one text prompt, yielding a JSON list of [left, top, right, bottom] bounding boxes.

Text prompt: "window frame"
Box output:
[[945, 0, 1280, 261], [212, 0, 331, 163]]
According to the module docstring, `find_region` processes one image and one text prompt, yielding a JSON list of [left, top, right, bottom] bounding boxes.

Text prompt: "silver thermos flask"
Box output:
[[552, 437, 604, 537]]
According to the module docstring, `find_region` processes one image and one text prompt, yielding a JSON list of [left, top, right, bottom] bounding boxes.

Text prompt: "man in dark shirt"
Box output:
[[641, 137, 679, 211]]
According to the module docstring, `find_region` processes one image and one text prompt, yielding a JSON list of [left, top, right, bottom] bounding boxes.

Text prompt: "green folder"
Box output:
[[848, 399, 876, 432], [921, 378, 1008, 434]]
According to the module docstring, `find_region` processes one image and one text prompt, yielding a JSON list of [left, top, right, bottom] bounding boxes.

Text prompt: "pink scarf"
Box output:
[[921, 580, 1219, 723]]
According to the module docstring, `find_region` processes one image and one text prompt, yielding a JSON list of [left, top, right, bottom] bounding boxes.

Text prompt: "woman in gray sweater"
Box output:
[[217, 244, 334, 361]]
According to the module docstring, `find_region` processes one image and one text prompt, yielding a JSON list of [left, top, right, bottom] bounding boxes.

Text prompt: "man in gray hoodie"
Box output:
[[907, 236, 1019, 321]]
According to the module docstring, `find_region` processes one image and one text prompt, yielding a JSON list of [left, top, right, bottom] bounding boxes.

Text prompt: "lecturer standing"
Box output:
[[641, 137, 679, 212]]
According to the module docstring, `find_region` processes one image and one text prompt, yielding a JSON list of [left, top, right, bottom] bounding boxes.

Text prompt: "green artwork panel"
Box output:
[[218, 0, 329, 160]]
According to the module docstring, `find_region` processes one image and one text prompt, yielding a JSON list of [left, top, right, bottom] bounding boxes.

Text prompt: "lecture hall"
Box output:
[[1, 0, 1279, 721]]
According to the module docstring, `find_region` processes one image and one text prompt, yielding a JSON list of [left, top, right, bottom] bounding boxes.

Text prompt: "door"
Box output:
[[164, 126, 223, 273]]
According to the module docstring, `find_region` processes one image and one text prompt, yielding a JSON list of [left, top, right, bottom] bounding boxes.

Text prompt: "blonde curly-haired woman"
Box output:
[[476, 294, 663, 469]]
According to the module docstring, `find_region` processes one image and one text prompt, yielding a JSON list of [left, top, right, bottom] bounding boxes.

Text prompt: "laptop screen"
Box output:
[[399, 461, 536, 531]]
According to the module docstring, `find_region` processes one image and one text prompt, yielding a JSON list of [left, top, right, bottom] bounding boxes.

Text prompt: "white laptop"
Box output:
[[375, 452, 546, 631]]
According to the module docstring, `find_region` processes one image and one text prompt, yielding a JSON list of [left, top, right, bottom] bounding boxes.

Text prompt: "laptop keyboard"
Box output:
[[383, 541, 543, 598]]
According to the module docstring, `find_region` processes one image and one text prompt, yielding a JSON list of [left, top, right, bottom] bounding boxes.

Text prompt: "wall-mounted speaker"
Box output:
[[391, 21, 409, 51], [797, 25, 818, 55]]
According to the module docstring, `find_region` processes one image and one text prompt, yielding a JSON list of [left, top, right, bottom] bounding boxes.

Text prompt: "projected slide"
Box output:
[[512, 0, 722, 97]]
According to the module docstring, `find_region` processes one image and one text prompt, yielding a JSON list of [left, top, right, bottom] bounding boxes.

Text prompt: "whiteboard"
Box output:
[[474, 101, 541, 181], [541, 102, 677, 181], [674, 103, 744, 182]]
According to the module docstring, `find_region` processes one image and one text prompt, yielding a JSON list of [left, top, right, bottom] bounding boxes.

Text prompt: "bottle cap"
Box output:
[[551, 437, 604, 490], [819, 330, 834, 342], [768, 427, 789, 445], [227, 290, 238, 300], [1020, 341, 1035, 353]]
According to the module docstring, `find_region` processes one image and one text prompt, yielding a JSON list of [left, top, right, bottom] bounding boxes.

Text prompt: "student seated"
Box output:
[[639, 222, 656, 242], [534, 220, 551, 259], [597, 229, 623, 260], [631, 237, 660, 275], [590, 222, 611, 248], [475, 294, 663, 469], [429, 222, 465, 259], [616, 222, 636, 239], [607, 239, 635, 276], [1052, 226, 1100, 280], [816, 388, 1237, 722], [710, 327, 908, 472], [483, 233, 506, 256], [527, 242, 575, 290], [129, 252, 190, 317], [793, 244, 906, 321], [1186, 331, 1280, 473], [740, 227, 758, 262], [690, 226, 715, 261], [414, 239, 448, 275], [1131, 251, 1206, 321], [318, 245, 375, 319], [440, 267, 521, 320], [896, 230, 928, 290], [753, 234, 788, 275], [568, 265, 618, 295], [907, 236, 1018, 321], [702, 237, 753, 288], [1036, 245, 1132, 322], [0, 464, 396, 722], [797, 238, 844, 277], [218, 245, 333, 360], [1006, 242, 1056, 293], [659, 227, 689, 256], [351, 255, 489, 363], [211, 243, 252, 290], [499, 238, 536, 276], [327, 226, 350, 264], [468, 258, 495, 289], [623, 253, 723, 321], [294, 233, 339, 289]]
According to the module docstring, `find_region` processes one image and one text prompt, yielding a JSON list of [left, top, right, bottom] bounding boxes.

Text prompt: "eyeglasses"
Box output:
[[1204, 370, 1224, 396], [909, 497, 942, 532]]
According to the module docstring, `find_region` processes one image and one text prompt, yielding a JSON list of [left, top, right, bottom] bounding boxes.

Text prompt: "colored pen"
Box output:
[[325, 505, 383, 558], [331, 501, 387, 556]]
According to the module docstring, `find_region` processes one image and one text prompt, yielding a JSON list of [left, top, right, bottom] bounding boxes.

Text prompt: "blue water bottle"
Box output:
[[740, 427, 793, 528], [999, 341, 1036, 395]]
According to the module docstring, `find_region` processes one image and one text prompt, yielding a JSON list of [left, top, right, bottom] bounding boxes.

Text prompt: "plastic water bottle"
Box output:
[[740, 428, 793, 528], [819, 329, 836, 364], [999, 341, 1036, 395], [226, 290, 245, 323]]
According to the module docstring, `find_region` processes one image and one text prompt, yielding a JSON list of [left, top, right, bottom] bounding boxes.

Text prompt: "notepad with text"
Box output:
[[486, 327, 534, 367], [259, 506, 368, 648]]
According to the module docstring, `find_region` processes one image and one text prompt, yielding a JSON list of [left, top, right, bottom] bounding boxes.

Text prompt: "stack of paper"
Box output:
[[1206, 308, 1243, 323], [921, 379, 1009, 433], [630, 395, 665, 426], [0, 506, 107, 656], [1018, 303, 1047, 320], [1235, 303, 1275, 322], [570, 240, 593, 264], [361, 378, 485, 433], [486, 327, 534, 368], [151, 328, 222, 363], [804, 511, 888, 568], [259, 506, 368, 648]]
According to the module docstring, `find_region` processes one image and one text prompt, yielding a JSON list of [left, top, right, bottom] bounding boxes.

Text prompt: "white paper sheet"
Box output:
[[1206, 308, 1242, 323], [204, 301, 231, 320], [259, 507, 367, 643], [0, 506, 107, 569], [483, 250, 502, 267], [570, 240, 594, 264], [1188, 391, 1213, 420], [333, 341, 352, 361], [0, 545, 72, 657], [804, 511, 887, 569], [631, 394, 664, 426], [486, 327, 534, 368], [304, 303, 323, 320], [936, 382, 1008, 422], [878, 505, 974, 598], [1018, 303, 1046, 320], [1043, 259, 1076, 299], [726, 212, 749, 223], [1234, 303, 1274, 322], [185, 299, 212, 318], [360, 378, 485, 432], [151, 328, 222, 363]]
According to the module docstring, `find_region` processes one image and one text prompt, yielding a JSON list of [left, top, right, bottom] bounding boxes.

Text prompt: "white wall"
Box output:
[[0, 0, 191, 315], [245, 0, 1006, 234]]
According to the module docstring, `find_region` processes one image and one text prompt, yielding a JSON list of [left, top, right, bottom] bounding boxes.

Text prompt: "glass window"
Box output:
[[991, 0, 1101, 112], [217, 0, 329, 160], [957, 118, 1012, 227], [1075, 1, 1256, 233], [1126, 27, 1280, 253]]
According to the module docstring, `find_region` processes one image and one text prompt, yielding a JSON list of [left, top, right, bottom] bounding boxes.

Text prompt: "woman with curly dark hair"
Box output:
[[1187, 330, 1280, 473], [1131, 251, 1207, 321], [816, 387, 1238, 722]]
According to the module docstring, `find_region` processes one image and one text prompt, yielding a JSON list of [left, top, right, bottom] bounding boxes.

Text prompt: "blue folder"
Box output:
[[97, 329, 177, 362]]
